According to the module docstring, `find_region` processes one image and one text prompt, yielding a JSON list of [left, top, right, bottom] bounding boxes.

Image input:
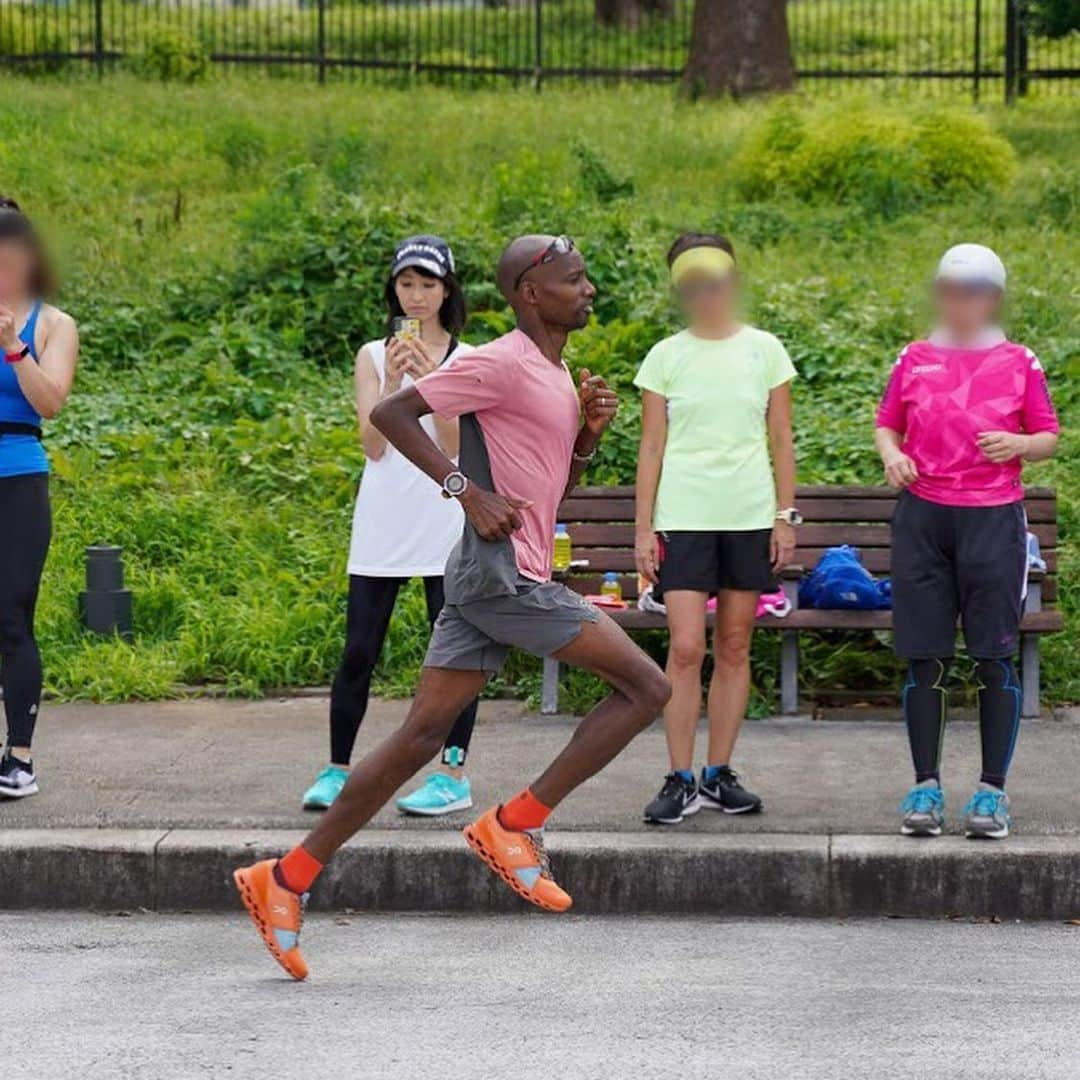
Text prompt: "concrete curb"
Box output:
[[3, 829, 1080, 919]]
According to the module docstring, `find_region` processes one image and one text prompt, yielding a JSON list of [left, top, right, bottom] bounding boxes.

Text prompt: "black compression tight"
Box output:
[[974, 658, 1022, 789], [903, 657, 1022, 789], [0, 473, 51, 750], [903, 658, 950, 784], [328, 574, 478, 767]]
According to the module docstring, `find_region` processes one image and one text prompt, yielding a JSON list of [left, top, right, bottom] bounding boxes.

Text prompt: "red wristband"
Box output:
[[4, 345, 29, 364]]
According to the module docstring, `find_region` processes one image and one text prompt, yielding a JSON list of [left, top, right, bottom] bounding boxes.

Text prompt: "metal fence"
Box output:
[[1, 0, 1077, 100]]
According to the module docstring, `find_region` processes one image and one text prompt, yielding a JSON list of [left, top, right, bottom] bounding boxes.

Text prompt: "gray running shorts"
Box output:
[[425, 577, 600, 676]]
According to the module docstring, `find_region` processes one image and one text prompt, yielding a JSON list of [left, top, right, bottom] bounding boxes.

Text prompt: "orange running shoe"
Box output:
[[233, 859, 309, 981], [464, 806, 572, 913]]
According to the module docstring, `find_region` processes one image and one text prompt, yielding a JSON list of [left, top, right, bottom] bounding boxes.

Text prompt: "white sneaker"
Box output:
[[0, 752, 38, 799]]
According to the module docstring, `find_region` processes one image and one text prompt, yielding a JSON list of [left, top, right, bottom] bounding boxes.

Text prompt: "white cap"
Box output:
[[935, 243, 1006, 291]]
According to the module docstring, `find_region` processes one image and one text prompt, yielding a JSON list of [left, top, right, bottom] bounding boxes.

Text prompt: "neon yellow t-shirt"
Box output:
[[633, 325, 796, 532]]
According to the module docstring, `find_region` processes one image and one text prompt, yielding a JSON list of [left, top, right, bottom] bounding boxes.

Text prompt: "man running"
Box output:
[[233, 235, 672, 979]]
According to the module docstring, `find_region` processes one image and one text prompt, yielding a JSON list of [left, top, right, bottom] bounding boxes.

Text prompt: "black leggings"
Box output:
[[329, 574, 478, 767], [904, 657, 1022, 789], [0, 473, 51, 749]]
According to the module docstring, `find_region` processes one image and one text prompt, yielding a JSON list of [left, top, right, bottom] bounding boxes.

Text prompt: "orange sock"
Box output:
[[498, 788, 551, 832], [275, 845, 324, 894]]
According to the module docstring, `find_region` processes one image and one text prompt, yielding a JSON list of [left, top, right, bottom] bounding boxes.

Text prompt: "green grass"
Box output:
[[0, 77, 1077, 709]]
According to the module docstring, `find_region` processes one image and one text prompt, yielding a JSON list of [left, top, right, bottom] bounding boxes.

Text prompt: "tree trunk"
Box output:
[[683, 0, 795, 97], [595, 0, 673, 29]]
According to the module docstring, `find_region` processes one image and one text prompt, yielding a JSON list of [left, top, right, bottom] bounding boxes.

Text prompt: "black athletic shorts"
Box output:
[[890, 491, 1027, 660], [656, 529, 775, 599]]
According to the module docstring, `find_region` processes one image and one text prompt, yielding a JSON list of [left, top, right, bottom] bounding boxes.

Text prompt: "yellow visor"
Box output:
[[670, 246, 735, 287]]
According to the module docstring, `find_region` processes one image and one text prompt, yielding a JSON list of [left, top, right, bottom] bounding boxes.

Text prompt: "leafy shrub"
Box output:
[[2, 80, 1076, 708], [210, 120, 268, 176], [1027, 0, 1080, 38], [307, 128, 376, 191], [133, 28, 210, 84], [573, 140, 635, 202], [488, 150, 572, 230], [734, 103, 1017, 218], [1026, 165, 1080, 228]]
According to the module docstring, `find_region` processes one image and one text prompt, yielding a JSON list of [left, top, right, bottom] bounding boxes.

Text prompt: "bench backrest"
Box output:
[[556, 485, 1059, 606]]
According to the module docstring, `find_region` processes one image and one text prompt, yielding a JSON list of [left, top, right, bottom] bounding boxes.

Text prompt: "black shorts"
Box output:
[[891, 491, 1027, 660], [656, 529, 775, 598]]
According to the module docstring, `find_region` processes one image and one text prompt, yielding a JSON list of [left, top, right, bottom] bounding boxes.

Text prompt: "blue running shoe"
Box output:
[[963, 784, 1010, 839], [397, 772, 473, 816], [302, 765, 349, 811], [899, 781, 945, 837]]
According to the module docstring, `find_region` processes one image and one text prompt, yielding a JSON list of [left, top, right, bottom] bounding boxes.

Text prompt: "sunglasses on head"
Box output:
[[513, 236, 576, 291]]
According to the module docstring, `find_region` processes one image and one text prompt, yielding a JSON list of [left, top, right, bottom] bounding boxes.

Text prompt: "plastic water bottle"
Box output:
[[553, 524, 572, 573], [601, 571, 622, 602]]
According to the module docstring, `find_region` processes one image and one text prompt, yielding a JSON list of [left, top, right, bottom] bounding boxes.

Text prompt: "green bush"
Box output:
[[734, 103, 1017, 218], [1028, 0, 1080, 38], [0, 80, 1075, 709], [1026, 164, 1080, 228], [573, 140, 636, 202], [132, 28, 211, 84], [209, 120, 268, 176]]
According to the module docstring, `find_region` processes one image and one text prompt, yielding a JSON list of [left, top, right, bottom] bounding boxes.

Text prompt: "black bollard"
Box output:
[[80, 546, 133, 640]]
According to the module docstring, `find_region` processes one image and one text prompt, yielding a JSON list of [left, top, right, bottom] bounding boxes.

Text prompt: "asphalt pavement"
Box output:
[[8, 911, 1080, 1080]]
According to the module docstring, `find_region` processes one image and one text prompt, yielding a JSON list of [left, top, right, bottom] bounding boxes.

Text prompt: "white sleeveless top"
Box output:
[[347, 338, 470, 577]]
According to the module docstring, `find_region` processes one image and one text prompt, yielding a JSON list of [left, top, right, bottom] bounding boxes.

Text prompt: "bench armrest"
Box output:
[[779, 565, 802, 611]]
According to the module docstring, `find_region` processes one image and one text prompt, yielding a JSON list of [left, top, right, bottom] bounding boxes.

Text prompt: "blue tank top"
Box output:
[[0, 301, 48, 477]]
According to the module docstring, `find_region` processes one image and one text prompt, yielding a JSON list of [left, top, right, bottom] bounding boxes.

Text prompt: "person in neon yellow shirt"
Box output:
[[635, 232, 798, 825]]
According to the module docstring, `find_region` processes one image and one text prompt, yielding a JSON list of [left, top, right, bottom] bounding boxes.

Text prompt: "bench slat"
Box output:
[[566, 547, 1057, 577], [562, 567, 1056, 603], [562, 519, 1056, 552], [606, 608, 1064, 633], [559, 498, 636, 522], [570, 484, 1057, 500]]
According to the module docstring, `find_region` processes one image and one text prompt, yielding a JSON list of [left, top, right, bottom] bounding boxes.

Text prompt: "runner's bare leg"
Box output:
[[529, 612, 671, 808], [302, 666, 490, 863]]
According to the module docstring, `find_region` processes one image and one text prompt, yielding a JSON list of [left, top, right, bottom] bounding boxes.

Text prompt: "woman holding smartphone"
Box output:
[[0, 197, 79, 799], [635, 233, 797, 826], [302, 235, 480, 816]]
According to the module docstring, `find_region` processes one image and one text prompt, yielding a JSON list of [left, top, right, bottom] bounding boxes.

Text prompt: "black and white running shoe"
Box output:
[[698, 768, 762, 814], [643, 772, 700, 825], [0, 752, 38, 799]]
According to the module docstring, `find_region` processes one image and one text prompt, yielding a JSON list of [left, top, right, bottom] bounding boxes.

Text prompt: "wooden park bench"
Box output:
[[543, 485, 1062, 718]]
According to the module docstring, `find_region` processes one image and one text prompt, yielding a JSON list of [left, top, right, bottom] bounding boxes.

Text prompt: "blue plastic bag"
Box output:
[[798, 545, 892, 611]]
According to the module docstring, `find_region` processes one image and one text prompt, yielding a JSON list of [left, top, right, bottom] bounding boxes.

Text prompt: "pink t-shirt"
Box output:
[[416, 329, 581, 582], [876, 337, 1058, 507]]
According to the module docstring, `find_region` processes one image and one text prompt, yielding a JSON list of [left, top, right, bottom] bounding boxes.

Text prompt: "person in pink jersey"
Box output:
[[231, 235, 672, 980], [875, 244, 1059, 841]]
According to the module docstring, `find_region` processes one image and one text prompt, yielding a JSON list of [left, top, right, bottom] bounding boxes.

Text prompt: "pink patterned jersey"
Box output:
[[876, 338, 1059, 508]]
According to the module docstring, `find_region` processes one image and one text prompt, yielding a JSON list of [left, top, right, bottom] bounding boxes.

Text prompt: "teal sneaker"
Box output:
[[899, 780, 945, 837], [302, 765, 349, 811], [397, 772, 473, 817], [963, 784, 1011, 839]]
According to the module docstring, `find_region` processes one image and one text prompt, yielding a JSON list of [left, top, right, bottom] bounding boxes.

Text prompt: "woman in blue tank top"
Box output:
[[0, 197, 80, 799]]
